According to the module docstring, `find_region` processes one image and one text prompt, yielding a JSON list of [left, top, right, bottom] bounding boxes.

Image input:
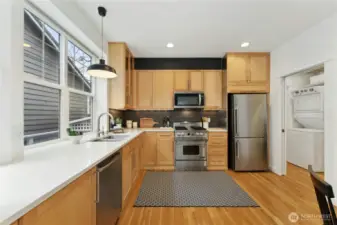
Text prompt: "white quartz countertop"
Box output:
[[0, 129, 159, 225], [0, 126, 216, 225], [207, 128, 228, 132]]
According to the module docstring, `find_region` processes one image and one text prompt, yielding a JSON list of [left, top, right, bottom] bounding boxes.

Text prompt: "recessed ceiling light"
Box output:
[[241, 42, 250, 48], [23, 43, 31, 48], [166, 42, 174, 48]]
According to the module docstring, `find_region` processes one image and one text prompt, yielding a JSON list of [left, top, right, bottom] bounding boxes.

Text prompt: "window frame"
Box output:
[[24, 3, 97, 148]]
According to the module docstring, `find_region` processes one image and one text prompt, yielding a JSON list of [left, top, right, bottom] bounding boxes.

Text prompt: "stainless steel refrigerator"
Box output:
[[228, 94, 268, 171]]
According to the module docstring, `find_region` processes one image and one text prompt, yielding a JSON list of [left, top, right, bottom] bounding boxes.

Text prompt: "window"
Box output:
[[67, 41, 94, 132], [24, 83, 60, 145], [69, 93, 93, 132], [67, 41, 92, 92], [24, 10, 60, 84], [23, 7, 96, 146]]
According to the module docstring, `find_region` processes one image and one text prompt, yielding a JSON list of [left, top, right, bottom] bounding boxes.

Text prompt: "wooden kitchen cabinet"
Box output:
[[156, 132, 174, 166], [207, 132, 228, 170], [137, 71, 154, 109], [142, 132, 157, 169], [189, 70, 204, 91], [174, 70, 189, 91], [108, 43, 135, 109], [153, 71, 174, 109], [11, 221, 18, 225], [250, 53, 269, 84], [122, 145, 132, 206], [20, 169, 96, 225], [203, 70, 222, 110], [227, 53, 270, 93]]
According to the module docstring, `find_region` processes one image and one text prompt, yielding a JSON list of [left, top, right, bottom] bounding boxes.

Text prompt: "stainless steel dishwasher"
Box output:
[[96, 151, 122, 225]]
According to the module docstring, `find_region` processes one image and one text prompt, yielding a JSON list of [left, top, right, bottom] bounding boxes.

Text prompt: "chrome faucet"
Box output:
[[97, 112, 114, 137]]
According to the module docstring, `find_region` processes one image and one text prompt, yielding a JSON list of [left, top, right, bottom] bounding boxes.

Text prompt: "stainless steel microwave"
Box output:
[[174, 92, 205, 109]]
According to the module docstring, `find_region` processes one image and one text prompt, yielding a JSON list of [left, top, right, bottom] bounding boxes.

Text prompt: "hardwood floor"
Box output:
[[118, 163, 331, 225]]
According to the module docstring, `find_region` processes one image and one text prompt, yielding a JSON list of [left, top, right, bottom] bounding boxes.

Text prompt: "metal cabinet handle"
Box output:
[[235, 141, 239, 159], [96, 171, 100, 203], [97, 154, 120, 173], [234, 109, 238, 136]]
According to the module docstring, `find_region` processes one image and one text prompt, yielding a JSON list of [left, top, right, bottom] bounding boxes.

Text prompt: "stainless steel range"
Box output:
[[174, 122, 208, 171]]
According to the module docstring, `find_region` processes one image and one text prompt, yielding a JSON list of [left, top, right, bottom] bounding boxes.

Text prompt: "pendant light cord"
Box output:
[[101, 15, 104, 59]]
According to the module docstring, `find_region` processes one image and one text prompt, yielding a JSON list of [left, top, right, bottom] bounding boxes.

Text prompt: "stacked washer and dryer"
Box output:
[[286, 74, 324, 172]]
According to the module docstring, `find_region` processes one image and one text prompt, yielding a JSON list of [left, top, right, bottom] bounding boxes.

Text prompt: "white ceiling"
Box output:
[[76, 0, 337, 57]]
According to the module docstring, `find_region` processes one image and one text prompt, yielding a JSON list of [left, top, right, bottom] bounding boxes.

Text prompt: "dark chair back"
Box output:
[[308, 165, 337, 225]]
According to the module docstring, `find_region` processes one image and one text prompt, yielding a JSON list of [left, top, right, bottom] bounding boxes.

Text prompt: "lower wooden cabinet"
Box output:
[[20, 169, 96, 225], [156, 132, 174, 166], [11, 221, 18, 225], [207, 132, 228, 170], [141, 132, 174, 170], [122, 145, 132, 206], [122, 135, 143, 208]]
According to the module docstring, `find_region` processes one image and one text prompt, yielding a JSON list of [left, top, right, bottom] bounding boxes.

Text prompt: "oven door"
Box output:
[[174, 93, 204, 108], [175, 141, 207, 161]]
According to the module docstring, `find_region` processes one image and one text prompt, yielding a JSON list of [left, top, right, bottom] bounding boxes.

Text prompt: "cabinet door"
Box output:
[[222, 70, 227, 109], [153, 71, 174, 109], [137, 71, 154, 109], [125, 49, 131, 108], [227, 54, 249, 84], [249, 53, 270, 84], [203, 70, 222, 109], [131, 68, 137, 109], [122, 146, 132, 205], [174, 70, 189, 91], [189, 71, 204, 91], [157, 132, 174, 166], [131, 147, 138, 183], [142, 132, 157, 168], [21, 169, 96, 225]]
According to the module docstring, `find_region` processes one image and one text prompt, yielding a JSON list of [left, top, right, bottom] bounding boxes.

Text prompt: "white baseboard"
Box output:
[[269, 165, 284, 176]]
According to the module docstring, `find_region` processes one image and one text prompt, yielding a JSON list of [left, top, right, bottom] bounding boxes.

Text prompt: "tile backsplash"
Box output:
[[109, 109, 227, 128]]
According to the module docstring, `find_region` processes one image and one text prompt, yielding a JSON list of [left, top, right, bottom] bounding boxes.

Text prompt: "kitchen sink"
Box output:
[[92, 134, 130, 142]]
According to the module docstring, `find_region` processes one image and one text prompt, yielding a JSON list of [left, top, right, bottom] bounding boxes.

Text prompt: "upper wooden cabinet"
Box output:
[[20, 169, 96, 225], [153, 71, 174, 109], [174, 70, 189, 91], [226, 53, 270, 93], [156, 132, 174, 166], [134, 69, 224, 110], [174, 70, 204, 91], [204, 70, 222, 110], [189, 71, 204, 91], [108, 43, 134, 110], [137, 71, 154, 109]]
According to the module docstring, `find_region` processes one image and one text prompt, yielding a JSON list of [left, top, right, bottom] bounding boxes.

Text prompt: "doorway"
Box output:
[[281, 64, 325, 175]]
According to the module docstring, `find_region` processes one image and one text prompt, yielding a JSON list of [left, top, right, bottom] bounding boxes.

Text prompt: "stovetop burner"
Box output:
[[175, 126, 188, 131], [191, 126, 206, 131]]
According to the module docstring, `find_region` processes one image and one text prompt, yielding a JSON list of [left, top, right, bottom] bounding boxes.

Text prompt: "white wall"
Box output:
[[0, 0, 25, 165], [270, 12, 337, 203]]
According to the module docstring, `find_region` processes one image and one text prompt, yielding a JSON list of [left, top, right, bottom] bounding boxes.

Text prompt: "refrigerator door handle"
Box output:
[[235, 140, 239, 159], [234, 108, 238, 136]]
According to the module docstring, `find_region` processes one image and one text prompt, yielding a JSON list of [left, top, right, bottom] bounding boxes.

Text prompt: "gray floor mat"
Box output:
[[134, 171, 259, 207]]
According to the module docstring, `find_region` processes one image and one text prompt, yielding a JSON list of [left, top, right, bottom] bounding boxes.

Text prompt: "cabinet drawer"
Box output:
[[208, 139, 227, 146], [208, 156, 225, 166], [208, 145, 226, 155], [209, 132, 227, 139], [157, 132, 174, 138]]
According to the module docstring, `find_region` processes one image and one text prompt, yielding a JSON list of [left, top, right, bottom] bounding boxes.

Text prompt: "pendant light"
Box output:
[[87, 6, 117, 78]]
